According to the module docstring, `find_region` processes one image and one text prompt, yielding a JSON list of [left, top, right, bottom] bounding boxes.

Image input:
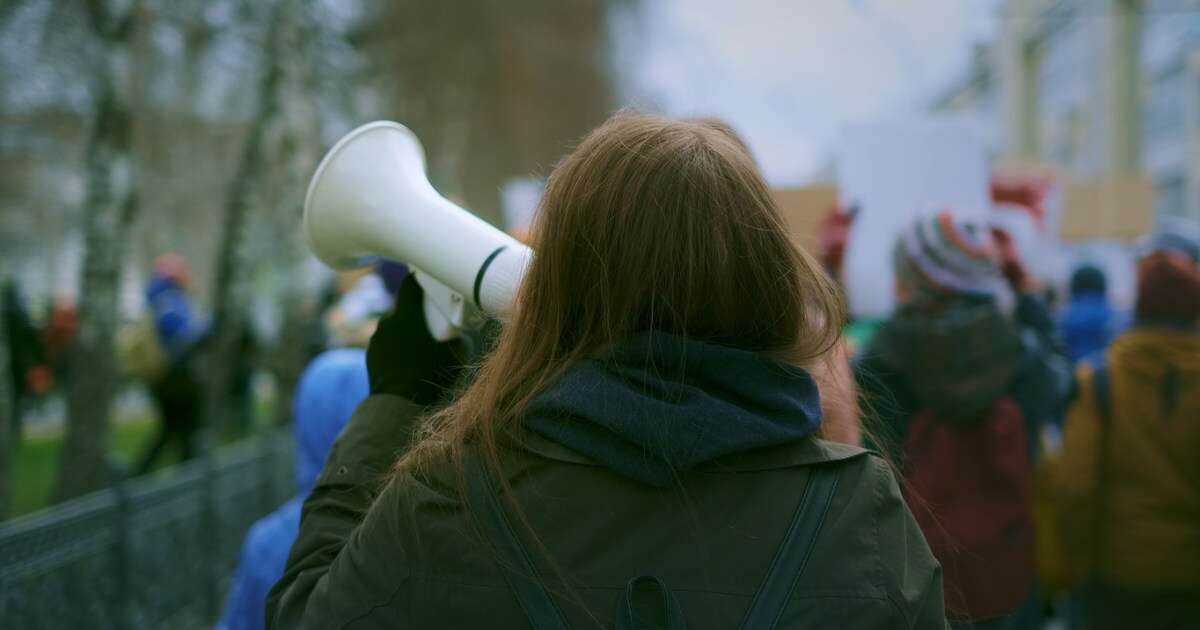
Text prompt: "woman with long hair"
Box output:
[[267, 112, 945, 629]]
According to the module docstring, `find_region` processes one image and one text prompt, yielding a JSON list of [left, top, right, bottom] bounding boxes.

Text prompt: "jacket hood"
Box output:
[[523, 332, 823, 486], [293, 349, 370, 494], [870, 298, 1023, 423]]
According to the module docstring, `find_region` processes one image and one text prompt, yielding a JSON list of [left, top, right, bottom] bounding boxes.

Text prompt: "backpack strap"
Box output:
[[737, 463, 842, 630], [1092, 361, 1112, 426], [465, 454, 571, 630], [1089, 359, 1112, 575], [466, 455, 842, 630]]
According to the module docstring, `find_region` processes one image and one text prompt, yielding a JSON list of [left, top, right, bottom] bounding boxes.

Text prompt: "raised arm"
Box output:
[[266, 394, 422, 628], [266, 274, 465, 628]]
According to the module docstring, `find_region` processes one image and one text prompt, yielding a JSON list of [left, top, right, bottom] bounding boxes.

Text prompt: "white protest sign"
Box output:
[[837, 118, 990, 317]]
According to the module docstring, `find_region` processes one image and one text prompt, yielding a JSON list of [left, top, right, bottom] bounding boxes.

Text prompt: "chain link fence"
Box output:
[[0, 430, 295, 629]]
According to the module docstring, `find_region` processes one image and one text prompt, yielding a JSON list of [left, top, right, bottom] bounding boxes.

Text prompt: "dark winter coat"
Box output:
[[267, 334, 947, 629], [856, 293, 1072, 463]]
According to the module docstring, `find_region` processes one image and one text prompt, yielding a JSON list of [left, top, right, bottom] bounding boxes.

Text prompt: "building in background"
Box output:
[[933, 0, 1200, 222], [931, 43, 1004, 153], [1141, 2, 1200, 219]]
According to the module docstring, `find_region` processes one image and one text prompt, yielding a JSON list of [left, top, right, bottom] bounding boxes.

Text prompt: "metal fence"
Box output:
[[0, 431, 295, 629]]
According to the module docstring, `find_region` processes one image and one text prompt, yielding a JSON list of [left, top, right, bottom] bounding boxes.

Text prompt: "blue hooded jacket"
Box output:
[[1056, 292, 1127, 364], [217, 349, 369, 630], [145, 274, 205, 363]]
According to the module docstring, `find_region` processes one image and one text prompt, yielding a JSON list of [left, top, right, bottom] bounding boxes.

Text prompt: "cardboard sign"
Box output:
[[772, 185, 838, 254], [1060, 177, 1155, 241], [837, 119, 991, 317]]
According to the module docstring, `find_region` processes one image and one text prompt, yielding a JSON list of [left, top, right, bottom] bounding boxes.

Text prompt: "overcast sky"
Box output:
[[613, 0, 1002, 185]]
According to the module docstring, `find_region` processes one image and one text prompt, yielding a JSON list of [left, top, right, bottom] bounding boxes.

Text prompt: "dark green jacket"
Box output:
[[267, 395, 946, 629]]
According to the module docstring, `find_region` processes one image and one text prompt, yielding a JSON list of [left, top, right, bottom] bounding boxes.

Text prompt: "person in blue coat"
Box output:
[[1056, 264, 1127, 364], [217, 348, 369, 630], [136, 255, 209, 474]]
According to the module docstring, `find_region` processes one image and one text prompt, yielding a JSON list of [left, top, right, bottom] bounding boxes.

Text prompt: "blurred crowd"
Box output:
[[2, 252, 403, 473], [5, 120, 1198, 630], [226, 186, 1193, 629], [7, 203, 1198, 630], [829, 208, 1199, 629]]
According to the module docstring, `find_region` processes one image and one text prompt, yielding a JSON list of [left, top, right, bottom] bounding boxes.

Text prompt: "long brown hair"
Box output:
[[399, 109, 845, 487]]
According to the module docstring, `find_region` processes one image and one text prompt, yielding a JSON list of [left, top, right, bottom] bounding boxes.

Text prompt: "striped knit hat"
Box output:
[[894, 210, 1008, 302]]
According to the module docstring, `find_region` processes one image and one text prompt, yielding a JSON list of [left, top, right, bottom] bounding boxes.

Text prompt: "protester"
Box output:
[[2, 279, 49, 442], [43, 295, 78, 384], [135, 254, 206, 475], [218, 348, 369, 630], [325, 270, 394, 347], [855, 210, 1071, 628], [1054, 226, 1200, 629], [1056, 264, 1126, 363], [267, 112, 946, 628]]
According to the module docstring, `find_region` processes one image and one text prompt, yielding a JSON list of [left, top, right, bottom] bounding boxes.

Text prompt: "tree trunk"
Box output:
[[269, 294, 308, 426], [267, 0, 324, 426], [204, 0, 289, 437], [56, 105, 138, 500], [55, 2, 140, 502]]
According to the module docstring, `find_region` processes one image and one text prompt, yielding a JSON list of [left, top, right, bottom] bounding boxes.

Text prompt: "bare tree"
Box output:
[[258, 0, 328, 426], [203, 0, 299, 436], [55, 0, 143, 501]]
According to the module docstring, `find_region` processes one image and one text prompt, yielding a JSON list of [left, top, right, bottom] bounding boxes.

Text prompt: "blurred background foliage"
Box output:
[[0, 0, 634, 514]]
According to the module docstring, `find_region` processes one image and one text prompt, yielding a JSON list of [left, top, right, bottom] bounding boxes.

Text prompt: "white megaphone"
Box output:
[[304, 121, 532, 340]]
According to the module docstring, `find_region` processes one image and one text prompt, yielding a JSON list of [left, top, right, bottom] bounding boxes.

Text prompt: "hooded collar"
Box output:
[[293, 349, 370, 494], [522, 332, 823, 486]]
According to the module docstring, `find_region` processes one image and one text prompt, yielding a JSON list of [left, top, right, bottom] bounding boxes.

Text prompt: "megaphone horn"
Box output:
[[304, 121, 532, 332]]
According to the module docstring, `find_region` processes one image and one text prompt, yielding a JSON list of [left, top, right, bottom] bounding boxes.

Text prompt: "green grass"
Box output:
[[8, 381, 280, 520], [9, 415, 161, 518]]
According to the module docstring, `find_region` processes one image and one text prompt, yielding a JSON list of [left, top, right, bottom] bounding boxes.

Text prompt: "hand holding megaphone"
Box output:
[[304, 121, 532, 340]]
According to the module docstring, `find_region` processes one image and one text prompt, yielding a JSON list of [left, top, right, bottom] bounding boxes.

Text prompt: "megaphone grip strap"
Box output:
[[474, 245, 509, 308]]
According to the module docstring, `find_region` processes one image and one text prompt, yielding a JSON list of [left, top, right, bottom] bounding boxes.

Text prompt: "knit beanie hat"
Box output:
[[1135, 225, 1200, 325], [1140, 229, 1200, 265], [1069, 264, 1107, 297], [894, 210, 1008, 304]]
